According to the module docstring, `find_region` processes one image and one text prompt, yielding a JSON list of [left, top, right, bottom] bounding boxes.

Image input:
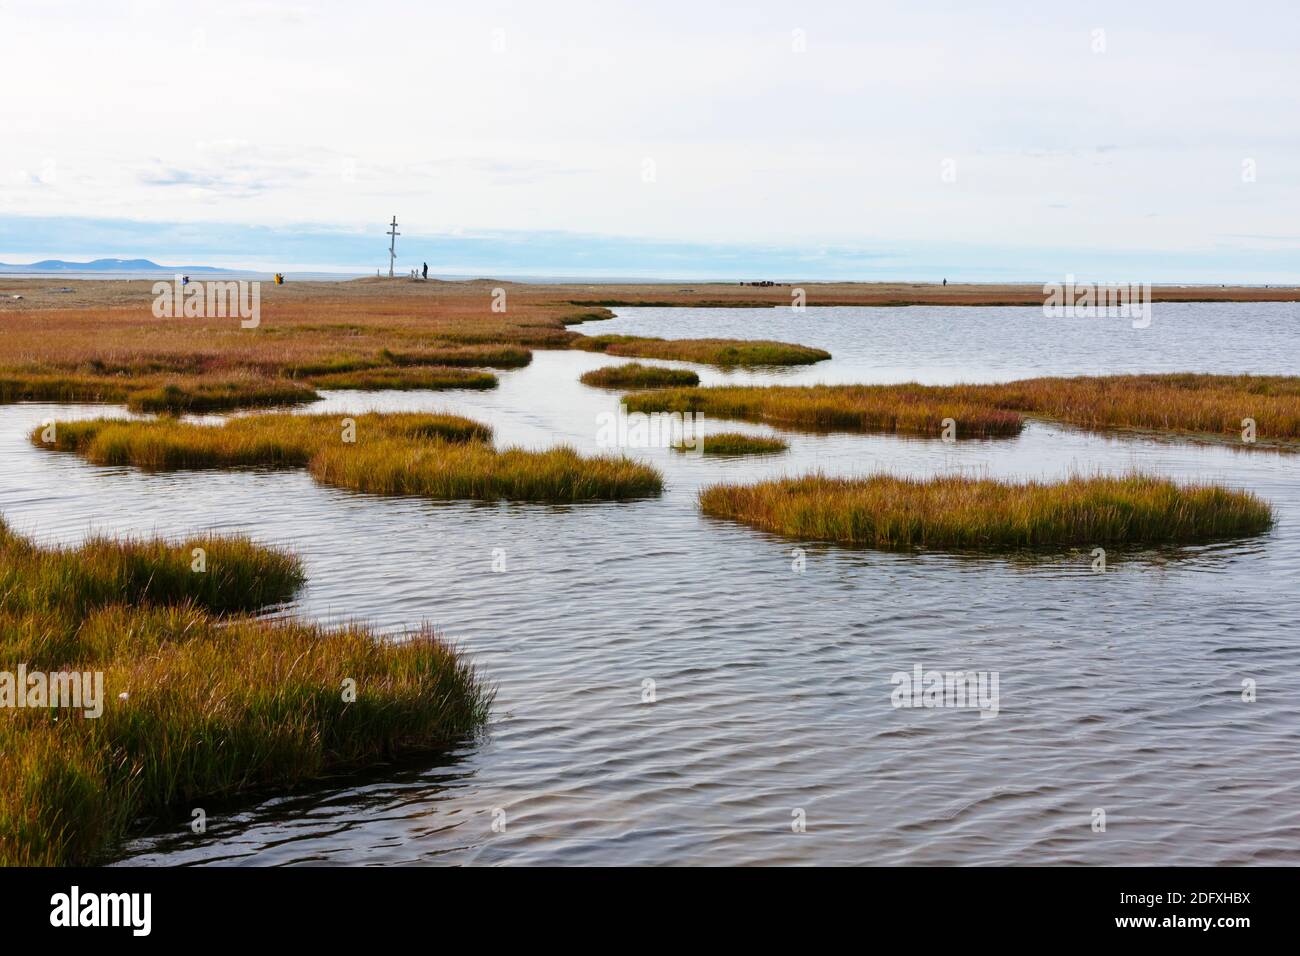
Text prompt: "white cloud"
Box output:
[[0, 0, 1296, 259]]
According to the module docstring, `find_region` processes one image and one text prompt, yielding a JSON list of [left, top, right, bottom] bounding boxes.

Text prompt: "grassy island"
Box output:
[[698, 473, 1274, 551], [580, 363, 701, 389], [34, 412, 663, 502], [0, 520, 491, 866]]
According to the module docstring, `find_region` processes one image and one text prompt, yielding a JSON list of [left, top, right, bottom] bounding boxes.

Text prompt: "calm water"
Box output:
[[3, 303, 1298, 866]]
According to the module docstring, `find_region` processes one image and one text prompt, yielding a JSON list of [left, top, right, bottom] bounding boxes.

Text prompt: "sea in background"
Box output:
[[1, 269, 1288, 286]]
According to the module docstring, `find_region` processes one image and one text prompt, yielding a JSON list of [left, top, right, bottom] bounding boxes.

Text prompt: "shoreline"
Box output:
[[2, 277, 1297, 313]]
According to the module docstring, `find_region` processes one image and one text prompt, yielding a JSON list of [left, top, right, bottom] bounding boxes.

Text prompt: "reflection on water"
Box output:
[[2, 303, 1297, 865]]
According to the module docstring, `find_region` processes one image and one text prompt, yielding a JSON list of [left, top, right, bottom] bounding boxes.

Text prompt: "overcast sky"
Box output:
[[1, 0, 1296, 279]]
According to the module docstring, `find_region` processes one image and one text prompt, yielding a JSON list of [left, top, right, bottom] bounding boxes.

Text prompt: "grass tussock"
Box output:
[[126, 376, 318, 414], [0, 373, 132, 404], [0, 371, 318, 414], [0, 345, 516, 418], [561, 307, 617, 325], [699, 473, 1274, 551], [312, 441, 663, 501], [580, 363, 700, 389], [976, 374, 1300, 444], [629, 385, 1024, 438], [281, 355, 384, 377], [0, 518, 492, 865], [629, 374, 1300, 445], [576, 334, 830, 368], [0, 523, 303, 629], [305, 366, 497, 391], [34, 412, 661, 501], [379, 345, 532, 368], [675, 432, 789, 455], [33, 412, 491, 470]]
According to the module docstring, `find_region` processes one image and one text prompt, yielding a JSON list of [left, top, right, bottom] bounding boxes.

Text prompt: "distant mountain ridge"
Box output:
[[0, 258, 237, 274]]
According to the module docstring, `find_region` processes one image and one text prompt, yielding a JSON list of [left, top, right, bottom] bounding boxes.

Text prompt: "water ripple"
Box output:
[[1, 304, 1296, 865]]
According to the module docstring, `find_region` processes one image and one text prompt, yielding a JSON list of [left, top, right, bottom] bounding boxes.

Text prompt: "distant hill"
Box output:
[[0, 258, 237, 274]]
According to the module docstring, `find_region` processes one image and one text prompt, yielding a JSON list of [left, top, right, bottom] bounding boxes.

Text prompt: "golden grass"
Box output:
[[576, 334, 830, 367], [127, 376, 318, 413], [34, 412, 662, 500], [0, 372, 133, 404], [305, 366, 497, 391], [580, 362, 700, 389], [699, 473, 1274, 551], [379, 344, 532, 368], [0, 519, 492, 865], [0, 521, 304, 628], [0, 277, 1289, 421], [628, 384, 1024, 438], [0, 370, 317, 414], [4, 278, 1297, 319], [628, 374, 1300, 445], [312, 440, 662, 501], [674, 432, 788, 455], [561, 308, 618, 325], [34, 412, 489, 470], [0, 280, 841, 418], [976, 374, 1300, 443]]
